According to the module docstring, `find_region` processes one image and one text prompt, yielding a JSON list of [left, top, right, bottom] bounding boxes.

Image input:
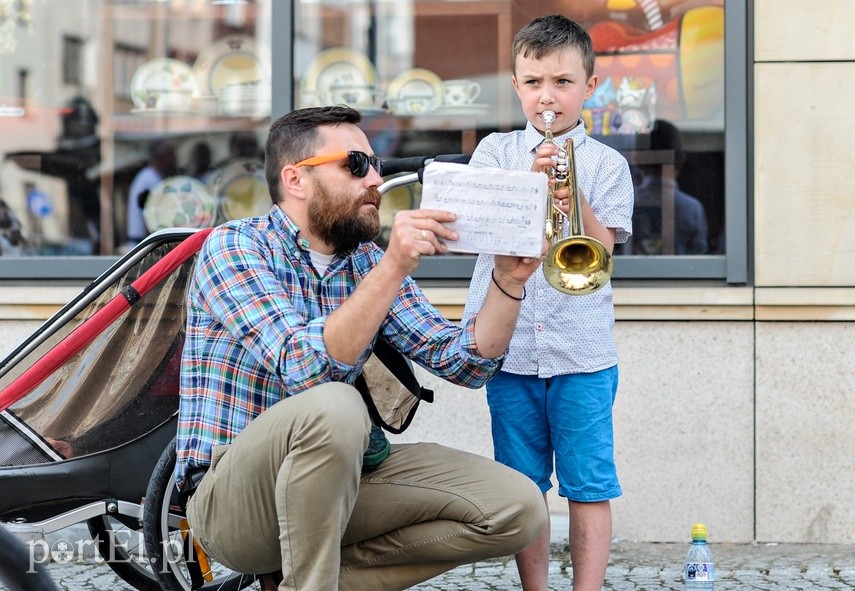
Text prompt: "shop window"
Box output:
[[0, 0, 744, 284], [0, 0, 272, 272], [293, 0, 745, 283]]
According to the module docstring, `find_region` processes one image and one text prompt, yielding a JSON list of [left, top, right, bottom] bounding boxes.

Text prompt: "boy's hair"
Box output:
[[265, 105, 362, 203], [512, 14, 595, 80]]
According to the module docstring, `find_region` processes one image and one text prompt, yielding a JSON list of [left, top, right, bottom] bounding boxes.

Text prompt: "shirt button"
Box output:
[[536, 323, 543, 332]]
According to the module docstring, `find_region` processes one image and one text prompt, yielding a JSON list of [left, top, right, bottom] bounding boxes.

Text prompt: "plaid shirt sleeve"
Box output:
[[378, 272, 503, 389]]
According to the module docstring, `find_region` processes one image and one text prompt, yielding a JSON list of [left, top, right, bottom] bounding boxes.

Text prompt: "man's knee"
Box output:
[[270, 382, 371, 453]]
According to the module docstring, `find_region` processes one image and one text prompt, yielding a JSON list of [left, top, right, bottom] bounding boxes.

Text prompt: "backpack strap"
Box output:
[[354, 339, 434, 434], [371, 339, 434, 404]]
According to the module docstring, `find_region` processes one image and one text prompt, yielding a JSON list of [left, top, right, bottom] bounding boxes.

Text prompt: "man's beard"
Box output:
[[308, 184, 381, 255]]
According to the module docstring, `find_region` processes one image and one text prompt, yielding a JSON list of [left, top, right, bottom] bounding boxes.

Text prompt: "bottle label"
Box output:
[[685, 562, 715, 581]]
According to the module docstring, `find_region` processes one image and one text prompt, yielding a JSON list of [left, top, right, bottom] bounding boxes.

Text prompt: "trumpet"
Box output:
[[540, 110, 613, 295]]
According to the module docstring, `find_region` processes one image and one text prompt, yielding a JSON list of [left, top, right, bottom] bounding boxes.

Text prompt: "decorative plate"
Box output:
[[387, 68, 443, 111], [300, 47, 378, 107], [130, 58, 197, 110], [192, 35, 271, 98], [143, 176, 217, 231], [208, 159, 271, 221]]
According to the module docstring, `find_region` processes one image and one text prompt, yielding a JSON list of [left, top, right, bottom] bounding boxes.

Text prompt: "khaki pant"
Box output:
[[186, 382, 546, 591]]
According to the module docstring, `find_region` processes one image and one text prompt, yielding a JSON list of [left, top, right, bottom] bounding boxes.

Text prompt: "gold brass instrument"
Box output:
[[540, 110, 613, 295]]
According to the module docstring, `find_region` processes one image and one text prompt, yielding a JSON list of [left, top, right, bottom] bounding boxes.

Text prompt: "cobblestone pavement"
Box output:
[[18, 540, 855, 591], [6, 520, 855, 590]]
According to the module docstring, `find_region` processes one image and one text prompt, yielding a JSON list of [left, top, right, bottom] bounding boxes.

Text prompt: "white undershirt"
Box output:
[[309, 249, 335, 275]]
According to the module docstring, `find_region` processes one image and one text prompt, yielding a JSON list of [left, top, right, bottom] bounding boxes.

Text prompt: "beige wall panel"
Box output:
[[756, 322, 855, 543], [755, 0, 855, 62], [754, 62, 855, 287], [389, 368, 493, 461], [611, 322, 754, 543], [393, 322, 756, 543]]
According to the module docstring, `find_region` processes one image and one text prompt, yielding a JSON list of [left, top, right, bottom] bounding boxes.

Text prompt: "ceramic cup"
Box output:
[[328, 84, 378, 109], [441, 79, 481, 106]]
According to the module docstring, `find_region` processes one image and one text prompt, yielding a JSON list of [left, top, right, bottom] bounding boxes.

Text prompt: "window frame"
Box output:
[[0, 1, 748, 285]]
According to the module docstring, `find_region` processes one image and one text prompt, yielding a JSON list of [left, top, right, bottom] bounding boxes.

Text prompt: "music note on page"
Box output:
[[420, 162, 547, 257]]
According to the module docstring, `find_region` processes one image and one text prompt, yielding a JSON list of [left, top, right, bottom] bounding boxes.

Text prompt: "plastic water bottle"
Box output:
[[684, 523, 715, 590]]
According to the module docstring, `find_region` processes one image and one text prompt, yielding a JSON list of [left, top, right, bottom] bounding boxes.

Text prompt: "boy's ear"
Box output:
[[584, 74, 599, 101]]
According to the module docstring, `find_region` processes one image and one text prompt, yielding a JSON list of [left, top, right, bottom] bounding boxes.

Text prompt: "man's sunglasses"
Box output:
[[293, 151, 383, 178]]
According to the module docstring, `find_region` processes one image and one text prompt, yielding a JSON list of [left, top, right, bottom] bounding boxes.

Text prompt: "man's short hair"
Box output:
[[265, 106, 363, 203]]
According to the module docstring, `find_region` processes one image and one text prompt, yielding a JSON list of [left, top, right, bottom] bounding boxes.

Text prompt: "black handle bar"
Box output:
[[382, 154, 471, 182]]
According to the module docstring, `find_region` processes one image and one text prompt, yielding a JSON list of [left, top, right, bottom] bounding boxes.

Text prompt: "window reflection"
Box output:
[[295, 0, 725, 256], [0, 0, 727, 264], [0, 0, 271, 257]]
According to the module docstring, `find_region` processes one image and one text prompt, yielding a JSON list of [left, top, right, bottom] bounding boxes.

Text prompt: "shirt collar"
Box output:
[[525, 118, 588, 153], [270, 204, 311, 251]]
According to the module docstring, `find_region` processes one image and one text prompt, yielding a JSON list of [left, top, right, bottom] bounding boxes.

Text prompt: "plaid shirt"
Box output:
[[175, 206, 500, 488]]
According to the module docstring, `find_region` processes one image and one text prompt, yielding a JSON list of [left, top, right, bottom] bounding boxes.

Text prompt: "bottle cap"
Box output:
[[691, 523, 708, 541]]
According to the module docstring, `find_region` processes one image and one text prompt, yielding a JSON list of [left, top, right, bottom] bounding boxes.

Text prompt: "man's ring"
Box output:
[[421, 229, 427, 240]]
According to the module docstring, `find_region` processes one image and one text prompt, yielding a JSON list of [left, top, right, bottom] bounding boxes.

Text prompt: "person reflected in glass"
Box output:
[[175, 105, 548, 590], [631, 119, 708, 255], [125, 139, 177, 250], [462, 15, 634, 591], [228, 130, 262, 161], [187, 140, 214, 183]]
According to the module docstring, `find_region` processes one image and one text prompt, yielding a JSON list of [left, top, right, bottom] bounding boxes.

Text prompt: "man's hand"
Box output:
[[382, 209, 459, 277]]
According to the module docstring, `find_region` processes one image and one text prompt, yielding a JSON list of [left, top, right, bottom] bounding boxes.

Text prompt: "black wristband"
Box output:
[[491, 269, 526, 301]]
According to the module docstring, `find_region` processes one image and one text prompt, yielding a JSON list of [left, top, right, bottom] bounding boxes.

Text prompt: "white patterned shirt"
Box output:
[[461, 120, 634, 377]]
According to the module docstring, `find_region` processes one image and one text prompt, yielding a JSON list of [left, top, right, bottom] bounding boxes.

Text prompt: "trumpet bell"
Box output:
[[543, 236, 613, 295]]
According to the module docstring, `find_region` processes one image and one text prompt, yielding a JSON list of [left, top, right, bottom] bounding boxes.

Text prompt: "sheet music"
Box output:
[[420, 162, 547, 257]]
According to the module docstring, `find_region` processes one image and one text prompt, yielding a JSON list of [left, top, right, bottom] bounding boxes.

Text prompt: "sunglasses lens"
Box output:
[[348, 152, 382, 178]]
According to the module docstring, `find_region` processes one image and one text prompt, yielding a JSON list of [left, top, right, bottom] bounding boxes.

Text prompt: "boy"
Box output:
[[461, 14, 634, 591]]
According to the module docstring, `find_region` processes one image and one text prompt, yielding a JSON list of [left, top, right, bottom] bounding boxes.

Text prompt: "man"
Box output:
[[176, 105, 547, 590]]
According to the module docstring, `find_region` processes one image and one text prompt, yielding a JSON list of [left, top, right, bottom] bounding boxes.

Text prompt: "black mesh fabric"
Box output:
[[0, 413, 54, 467]]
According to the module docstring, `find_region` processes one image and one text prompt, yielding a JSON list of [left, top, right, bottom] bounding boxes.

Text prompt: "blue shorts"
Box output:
[[486, 368, 622, 502]]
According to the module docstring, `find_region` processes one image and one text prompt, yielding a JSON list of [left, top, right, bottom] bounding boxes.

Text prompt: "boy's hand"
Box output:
[[532, 142, 561, 174], [493, 242, 547, 287]]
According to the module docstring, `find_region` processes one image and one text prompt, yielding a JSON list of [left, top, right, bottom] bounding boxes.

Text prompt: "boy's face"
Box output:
[[512, 48, 598, 136]]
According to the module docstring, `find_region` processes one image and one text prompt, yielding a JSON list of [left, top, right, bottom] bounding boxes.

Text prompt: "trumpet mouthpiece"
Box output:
[[541, 110, 556, 124]]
